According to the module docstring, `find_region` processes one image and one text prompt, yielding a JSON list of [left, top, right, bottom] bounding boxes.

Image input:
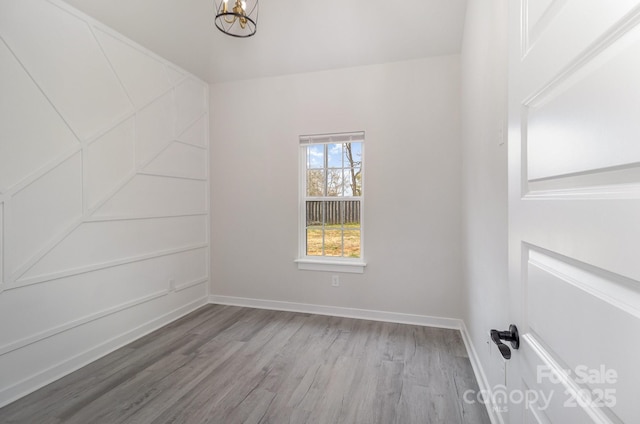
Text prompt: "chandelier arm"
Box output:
[[214, 0, 258, 37]]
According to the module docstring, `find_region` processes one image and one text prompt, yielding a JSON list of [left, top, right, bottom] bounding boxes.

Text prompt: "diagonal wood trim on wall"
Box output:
[[0, 0, 210, 408]]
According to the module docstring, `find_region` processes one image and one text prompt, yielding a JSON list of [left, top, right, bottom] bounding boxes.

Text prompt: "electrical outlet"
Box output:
[[169, 278, 176, 291], [331, 275, 339, 287]]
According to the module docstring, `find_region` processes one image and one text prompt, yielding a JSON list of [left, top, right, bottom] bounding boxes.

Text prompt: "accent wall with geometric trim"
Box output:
[[0, 0, 210, 406]]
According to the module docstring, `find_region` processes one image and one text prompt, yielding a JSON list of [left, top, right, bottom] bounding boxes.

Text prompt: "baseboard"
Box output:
[[459, 322, 504, 424], [209, 295, 462, 329], [0, 296, 208, 409]]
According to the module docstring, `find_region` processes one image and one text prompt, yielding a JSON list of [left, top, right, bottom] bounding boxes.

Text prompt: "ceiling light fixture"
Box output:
[[214, 0, 258, 38]]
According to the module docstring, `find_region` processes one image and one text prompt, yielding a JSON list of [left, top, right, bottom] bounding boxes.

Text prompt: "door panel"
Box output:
[[519, 344, 608, 423], [527, 28, 640, 181], [508, 1, 640, 423], [526, 248, 638, 422], [521, 0, 640, 94]]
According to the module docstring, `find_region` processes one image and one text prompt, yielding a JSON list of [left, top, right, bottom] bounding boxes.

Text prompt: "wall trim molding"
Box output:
[[175, 276, 208, 292], [12, 243, 208, 289], [0, 296, 208, 409], [6, 145, 82, 198], [87, 24, 136, 109], [0, 288, 169, 356], [136, 171, 207, 182], [86, 212, 208, 223], [209, 294, 462, 329], [459, 322, 504, 424], [174, 139, 207, 151], [11, 217, 83, 284]]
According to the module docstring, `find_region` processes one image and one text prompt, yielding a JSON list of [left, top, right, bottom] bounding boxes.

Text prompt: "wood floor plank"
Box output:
[[0, 305, 491, 424], [0, 346, 136, 424], [121, 339, 247, 424]]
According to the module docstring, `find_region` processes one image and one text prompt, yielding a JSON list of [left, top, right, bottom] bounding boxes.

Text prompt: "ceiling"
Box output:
[[63, 0, 468, 84]]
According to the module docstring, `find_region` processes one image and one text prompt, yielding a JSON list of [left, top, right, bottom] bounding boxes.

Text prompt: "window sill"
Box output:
[[295, 258, 367, 274]]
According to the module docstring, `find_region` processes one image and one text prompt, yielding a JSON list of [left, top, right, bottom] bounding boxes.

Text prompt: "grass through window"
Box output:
[[306, 224, 361, 257]]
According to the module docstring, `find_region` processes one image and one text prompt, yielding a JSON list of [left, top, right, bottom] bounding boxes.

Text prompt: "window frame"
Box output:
[[295, 131, 366, 274]]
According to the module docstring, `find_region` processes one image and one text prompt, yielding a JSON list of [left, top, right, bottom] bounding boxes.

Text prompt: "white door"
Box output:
[[507, 1, 640, 423]]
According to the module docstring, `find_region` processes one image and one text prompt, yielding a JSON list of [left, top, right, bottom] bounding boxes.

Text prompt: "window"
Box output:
[[296, 132, 366, 273]]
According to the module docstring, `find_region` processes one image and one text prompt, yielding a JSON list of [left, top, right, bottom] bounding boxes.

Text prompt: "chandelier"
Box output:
[[214, 0, 259, 38]]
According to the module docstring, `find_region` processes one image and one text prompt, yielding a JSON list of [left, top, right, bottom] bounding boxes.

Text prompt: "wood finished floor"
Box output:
[[0, 305, 490, 424]]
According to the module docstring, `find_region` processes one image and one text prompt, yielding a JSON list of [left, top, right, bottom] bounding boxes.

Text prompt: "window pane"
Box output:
[[327, 143, 343, 168], [306, 201, 323, 226], [306, 228, 323, 256], [323, 200, 343, 226], [343, 142, 362, 168], [343, 168, 362, 197], [307, 169, 325, 196], [326, 169, 344, 196], [344, 230, 361, 258], [307, 145, 324, 169], [324, 229, 343, 257], [343, 200, 360, 226]]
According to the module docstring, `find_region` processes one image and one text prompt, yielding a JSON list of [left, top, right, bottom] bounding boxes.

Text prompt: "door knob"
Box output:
[[490, 324, 520, 360]]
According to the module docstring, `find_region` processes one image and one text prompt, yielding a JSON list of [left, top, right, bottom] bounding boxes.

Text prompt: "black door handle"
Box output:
[[490, 324, 519, 360]]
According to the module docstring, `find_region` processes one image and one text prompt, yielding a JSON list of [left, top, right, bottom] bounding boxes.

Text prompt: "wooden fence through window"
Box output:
[[306, 200, 360, 225]]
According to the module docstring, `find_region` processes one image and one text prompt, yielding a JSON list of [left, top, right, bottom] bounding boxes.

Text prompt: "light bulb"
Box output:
[[241, 1, 247, 10]]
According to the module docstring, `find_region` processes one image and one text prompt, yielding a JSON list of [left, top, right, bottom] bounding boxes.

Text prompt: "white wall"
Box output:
[[460, 0, 509, 421], [0, 0, 209, 407], [210, 56, 463, 320]]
